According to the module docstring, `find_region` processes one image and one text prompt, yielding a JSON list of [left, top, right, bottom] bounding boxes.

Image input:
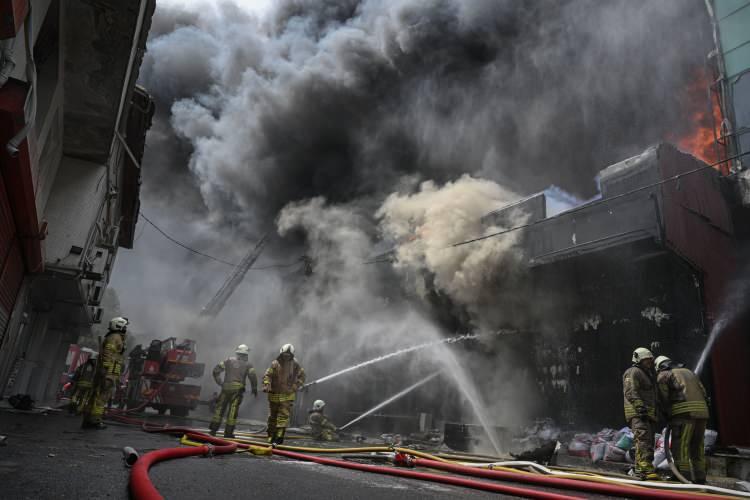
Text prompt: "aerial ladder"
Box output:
[[199, 233, 268, 318]]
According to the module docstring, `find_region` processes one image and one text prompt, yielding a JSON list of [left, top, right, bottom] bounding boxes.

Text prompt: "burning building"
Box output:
[[480, 142, 749, 446]]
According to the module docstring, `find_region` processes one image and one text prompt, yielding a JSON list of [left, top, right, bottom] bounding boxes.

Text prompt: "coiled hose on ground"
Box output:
[[116, 417, 747, 500]]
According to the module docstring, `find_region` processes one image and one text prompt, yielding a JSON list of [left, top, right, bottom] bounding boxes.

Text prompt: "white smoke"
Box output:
[[377, 175, 526, 319]]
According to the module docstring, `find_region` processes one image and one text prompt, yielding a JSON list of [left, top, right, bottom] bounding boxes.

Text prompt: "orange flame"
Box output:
[[670, 69, 726, 172]]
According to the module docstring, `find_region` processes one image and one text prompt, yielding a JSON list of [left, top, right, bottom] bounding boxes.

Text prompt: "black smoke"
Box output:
[[138, 0, 712, 236]]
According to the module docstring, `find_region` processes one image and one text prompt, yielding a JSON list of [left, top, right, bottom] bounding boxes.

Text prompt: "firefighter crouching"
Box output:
[[263, 343, 305, 445], [81, 317, 128, 429], [308, 399, 338, 441], [69, 352, 98, 414], [656, 355, 710, 484], [210, 344, 258, 439], [623, 346, 659, 480]]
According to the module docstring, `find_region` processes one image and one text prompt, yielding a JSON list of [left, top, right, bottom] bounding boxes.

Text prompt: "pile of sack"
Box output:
[[567, 426, 718, 466]]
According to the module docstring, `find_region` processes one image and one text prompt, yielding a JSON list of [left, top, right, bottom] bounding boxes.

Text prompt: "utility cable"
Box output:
[[139, 211, 238, 267], [450, 151, 749, 248], [138, 211, 303, 270]]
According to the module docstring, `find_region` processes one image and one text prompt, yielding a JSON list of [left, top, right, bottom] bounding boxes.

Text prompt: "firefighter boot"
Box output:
[[273, 428, 286, 445], [224, 425, 235, 439], [208, 421, 219, 437]]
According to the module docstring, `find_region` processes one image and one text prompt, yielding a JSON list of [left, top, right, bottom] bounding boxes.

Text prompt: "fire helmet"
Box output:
[[280, 343, 295, 355], [313, 400, 325, 411], [236, 344, 250, 356], [109, 317, 129, 333], [655, 355, 672, 371], [632, 347, 654, 364], [89, 352, 99, 360]]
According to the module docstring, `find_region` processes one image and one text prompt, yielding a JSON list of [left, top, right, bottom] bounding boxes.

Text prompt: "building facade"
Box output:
[[0, 0, 155, 402]]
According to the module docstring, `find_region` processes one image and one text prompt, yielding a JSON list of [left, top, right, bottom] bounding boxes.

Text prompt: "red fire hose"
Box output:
[[129, 440, 237, 500], [271, 448, 581, 500], [412, 458, 706, 500]]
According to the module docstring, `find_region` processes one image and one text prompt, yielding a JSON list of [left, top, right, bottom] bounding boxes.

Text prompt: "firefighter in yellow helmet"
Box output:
[[656, 355, 710, 484], [623, 347, 659, 480], [70, 352, 98, 414], [209, 344, 258, 438], [263, 343, 305, 444], [81, 317, 128, 429], [308, 399, 338, 441]]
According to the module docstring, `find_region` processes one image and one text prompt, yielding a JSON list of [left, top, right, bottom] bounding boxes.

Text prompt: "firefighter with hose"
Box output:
[[263, 343, 305, 444], [81, 317, 128, 429], [308, 399, 339, 441], [209, 344, 258, 438], [656, 355, 710, 484], [623, 346, 659, 480]]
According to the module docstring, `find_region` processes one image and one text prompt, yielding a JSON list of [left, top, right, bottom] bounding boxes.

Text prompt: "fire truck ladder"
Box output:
[[199, 233, 268, 318]]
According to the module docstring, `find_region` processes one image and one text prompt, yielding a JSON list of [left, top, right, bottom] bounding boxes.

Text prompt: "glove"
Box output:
[[262, 384, 270, 393], [636, 405, 648, 417]]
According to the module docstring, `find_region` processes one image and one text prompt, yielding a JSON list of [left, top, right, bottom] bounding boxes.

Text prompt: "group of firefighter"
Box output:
[[209, 343, 336, 444], [68, 317, 337, 443], [68, 316, 708, 482], [623, 346, 710, 483]]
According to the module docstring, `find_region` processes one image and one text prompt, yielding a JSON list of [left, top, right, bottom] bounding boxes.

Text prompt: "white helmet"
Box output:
[[89, 352, 99, 360], [109, 316, 129, 333], [655, 355, 672, 371], [632, 347, 654, 364], [236, 344, 250, 356], [313, 400, 325, 411], [280, 343, 295, 355]]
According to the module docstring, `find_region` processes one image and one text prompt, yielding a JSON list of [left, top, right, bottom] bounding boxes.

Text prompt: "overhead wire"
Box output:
[[138, 211, 303, 270]]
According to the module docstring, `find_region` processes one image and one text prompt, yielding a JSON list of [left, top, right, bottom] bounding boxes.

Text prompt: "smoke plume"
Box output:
[[109, 0, 713, 428]]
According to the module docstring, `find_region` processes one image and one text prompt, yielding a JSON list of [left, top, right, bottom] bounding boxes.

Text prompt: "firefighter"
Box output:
[[308, 399, 338, 441], [655, 355, 710, 484], [70, 353, 98, 414], [623, 346, 659, 480], [81, 317, 128, 429], [263, 343, 306, 444], [209, 344, 258, 438]]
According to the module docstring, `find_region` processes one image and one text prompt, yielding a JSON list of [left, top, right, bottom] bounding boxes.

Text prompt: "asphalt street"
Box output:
[[0, 409, 513, 499]]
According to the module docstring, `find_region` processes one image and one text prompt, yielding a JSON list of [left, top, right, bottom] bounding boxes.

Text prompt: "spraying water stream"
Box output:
[[340, 371, 441, 430], [304, 333, 478, 387], [306, 330, 507, 456], [693, 269, 749, 376]]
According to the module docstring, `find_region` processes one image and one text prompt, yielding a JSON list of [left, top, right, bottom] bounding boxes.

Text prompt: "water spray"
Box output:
[[303, 333, 479, 388], [694, 318, 726, 376], [693, 269, 749, 376], [339, 371, 441, 430]]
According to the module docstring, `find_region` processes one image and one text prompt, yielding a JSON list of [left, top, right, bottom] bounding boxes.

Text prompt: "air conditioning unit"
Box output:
[[90, 306, 103, 324], [88, 283, 103, 305]]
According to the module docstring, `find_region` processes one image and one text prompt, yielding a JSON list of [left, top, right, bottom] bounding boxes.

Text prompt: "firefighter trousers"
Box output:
[[81, 377, 115, 425], [267, 394, 294, 438], [670, 418, 707, 483], [210, 389, 244, 433], [630, 417, 656, 477]]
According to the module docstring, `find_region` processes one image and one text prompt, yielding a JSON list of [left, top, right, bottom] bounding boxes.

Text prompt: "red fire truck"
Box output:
[[122, 337, 205, 417]]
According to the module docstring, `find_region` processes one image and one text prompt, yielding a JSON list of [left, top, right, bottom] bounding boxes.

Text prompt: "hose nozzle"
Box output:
[[122, 446, 139, 467]]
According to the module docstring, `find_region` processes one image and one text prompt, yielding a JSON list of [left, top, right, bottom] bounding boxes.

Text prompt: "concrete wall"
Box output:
[[42, 156, 106, 267]]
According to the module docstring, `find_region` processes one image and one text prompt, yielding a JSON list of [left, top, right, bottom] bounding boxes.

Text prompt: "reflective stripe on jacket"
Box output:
[[263, 357, 305, 394], [623, 365, 657, 421], [101, 332, 125, 379], [213, 357, 258, 392], [657, 367, 709, 419]]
